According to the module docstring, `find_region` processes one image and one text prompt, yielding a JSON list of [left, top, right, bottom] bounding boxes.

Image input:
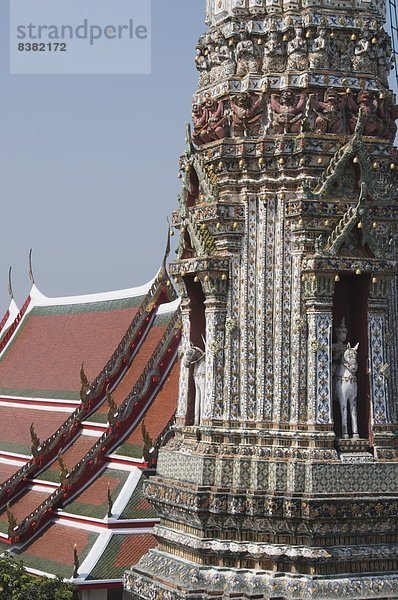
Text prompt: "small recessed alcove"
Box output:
[[332, 273, 371, 440], [184, 275, 206, 425]]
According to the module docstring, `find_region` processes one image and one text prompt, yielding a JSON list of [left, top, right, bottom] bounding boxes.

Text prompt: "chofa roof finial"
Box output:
[[28, 248, 35, 284], [8, 267, 14, 300]]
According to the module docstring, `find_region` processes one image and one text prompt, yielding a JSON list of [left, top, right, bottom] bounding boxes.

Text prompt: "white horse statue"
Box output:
[[335, 342, 360, 439], [183, 344, 206, 425]]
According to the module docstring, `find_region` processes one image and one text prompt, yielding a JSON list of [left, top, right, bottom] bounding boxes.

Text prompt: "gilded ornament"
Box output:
[[380, 363, 390, 378]]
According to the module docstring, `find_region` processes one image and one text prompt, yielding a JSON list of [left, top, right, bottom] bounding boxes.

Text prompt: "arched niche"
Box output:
[[187, 168, 200, 207], [183, 274, 206, 425], [332, 273, 371, 440]]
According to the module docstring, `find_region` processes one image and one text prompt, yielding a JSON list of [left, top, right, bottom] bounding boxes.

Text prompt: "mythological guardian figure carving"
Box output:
[[192, 97, 228, 145], [310, 88, 346, 134], [183, 344, 206, 425], [230, 91, 265, 137], [335, 342, 360, 439], [269, 90, 306, 134], [348, 90, 384, 136]]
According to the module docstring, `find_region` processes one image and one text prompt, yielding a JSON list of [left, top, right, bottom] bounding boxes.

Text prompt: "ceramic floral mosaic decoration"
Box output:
[[125, 0, 398, 597]]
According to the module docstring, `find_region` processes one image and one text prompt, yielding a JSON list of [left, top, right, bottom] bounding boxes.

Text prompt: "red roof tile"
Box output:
[[61, 435, 98, 470], [0, 462, 24, 485], [64, 468, 129, 519], [93, 322, 168, 418], [121, 360, 179, 451], [71, 471, 124, 507], [0, 406, 70, 454], [41, 434, 98, 481], [0, 489, 50, 527], [17, 522, 97, 578], [0, 305, 141, 398], [114, 533, 156, 567]]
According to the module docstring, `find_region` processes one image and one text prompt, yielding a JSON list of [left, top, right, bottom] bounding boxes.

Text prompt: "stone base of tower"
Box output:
[[124, 429, 398, 599], [125, 551, 398, 599]]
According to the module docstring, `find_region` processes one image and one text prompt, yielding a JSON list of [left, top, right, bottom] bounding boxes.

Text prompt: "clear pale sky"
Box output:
[[0, 1, 204, 313]]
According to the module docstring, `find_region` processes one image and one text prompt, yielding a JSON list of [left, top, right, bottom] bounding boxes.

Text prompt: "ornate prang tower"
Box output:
[[125, 0, 398, 597]]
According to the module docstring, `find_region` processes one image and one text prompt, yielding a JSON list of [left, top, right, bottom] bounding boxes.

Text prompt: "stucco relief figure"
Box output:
[[192, 98, 228, 145], [236, 32, 260, 76], [208, 41, 221, 82], [329, 37, 342, 70], [352, 30, 374, 74], [195, 44, 210, 85], [348, 91, 384, 137], [231, 92, 265, 137], [377, 30, 393, 83], [287, 27, 308, 71], [215, 34, 236, 79], [310, 88, 346, 134], [329, 36, 351, 71], [335, 343, 360, 439], [309, 28, 330, 70], [379, 95, 398, 142], [192, 104, 209, 145], [183, 345, 206, 426], [262, 28, 285, 73], [269, 90, 306, 134]]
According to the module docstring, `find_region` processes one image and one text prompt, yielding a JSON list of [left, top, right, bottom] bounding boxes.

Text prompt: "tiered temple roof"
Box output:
[[0, 265, 181, 595]]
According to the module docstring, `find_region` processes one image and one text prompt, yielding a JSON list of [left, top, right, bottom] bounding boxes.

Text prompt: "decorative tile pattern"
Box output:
[[255, 196, 267, 420], [369, 314, 388, 425], [315, 313, 333, 425], [176, 308, 190, 419], [272, 195, 284, 423], [126, 550, 398, 599], [263, 196, 276, 421]]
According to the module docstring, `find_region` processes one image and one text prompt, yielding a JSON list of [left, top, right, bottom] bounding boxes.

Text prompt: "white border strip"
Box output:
[[1, 299, 19, 333], [0, 268, 160, 359], [29, 273, 158, 308], [81, 428, 103, 438], [24, 566, 57, 579], [74, 531, 113, 581], [0, 396, 79, 405], [109, 468, 142, 519], [156, 297, 180, 315], [0, 401, 74, 413], [106, 458, 145, 471], [0, 454, 29, 465]]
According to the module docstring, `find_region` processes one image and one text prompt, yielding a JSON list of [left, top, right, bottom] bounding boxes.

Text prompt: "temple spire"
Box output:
[[125, 0, 398, 596]]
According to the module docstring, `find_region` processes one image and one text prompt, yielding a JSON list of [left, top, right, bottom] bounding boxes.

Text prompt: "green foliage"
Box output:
[[0, 553, 77, 600]]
